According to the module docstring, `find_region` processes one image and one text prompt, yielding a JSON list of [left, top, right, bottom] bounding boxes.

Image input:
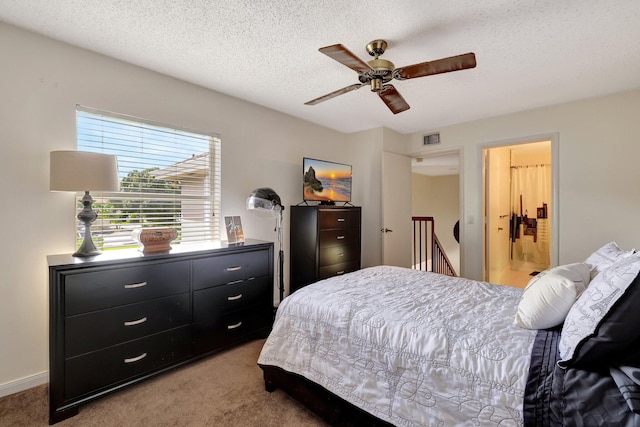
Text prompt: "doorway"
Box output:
[[484, 140, 555, 288], [410, 149, 461, 275]]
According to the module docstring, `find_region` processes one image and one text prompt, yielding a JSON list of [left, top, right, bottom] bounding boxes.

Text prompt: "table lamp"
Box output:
[[50, 150, 119, 257]]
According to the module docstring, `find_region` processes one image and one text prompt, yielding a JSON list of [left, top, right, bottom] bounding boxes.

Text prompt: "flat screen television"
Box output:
[[303, 157, 352, 204]]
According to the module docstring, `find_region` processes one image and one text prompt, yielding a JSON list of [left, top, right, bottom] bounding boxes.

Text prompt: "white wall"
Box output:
[[347, 128, 384, 268], [405, 89, 640, 279], [0, 22, 364, 394]]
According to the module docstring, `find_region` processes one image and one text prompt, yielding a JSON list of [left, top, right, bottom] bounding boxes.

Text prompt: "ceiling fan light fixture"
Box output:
[[367, 58, 395, 72], [366, 39, 388, 57]]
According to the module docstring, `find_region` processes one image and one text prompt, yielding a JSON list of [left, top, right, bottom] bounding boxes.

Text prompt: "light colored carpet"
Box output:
[[0, 339, 329, 426]]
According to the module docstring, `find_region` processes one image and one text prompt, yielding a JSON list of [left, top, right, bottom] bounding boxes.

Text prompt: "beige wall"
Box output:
[[405, 89, 640, 279], [411, 174, 460, 274], [0, 22, 382, 394], [511, 141, 551, 166]]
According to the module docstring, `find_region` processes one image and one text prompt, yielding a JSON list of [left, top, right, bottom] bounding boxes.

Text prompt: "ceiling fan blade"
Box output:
[[305, 83, 366, 105], [319, 44, 372, 73], [394, 52, 476, 80], [378, 84, 410, 114]]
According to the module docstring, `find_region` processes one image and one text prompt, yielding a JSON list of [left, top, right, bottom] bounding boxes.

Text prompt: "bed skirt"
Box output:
[[260, 364, 393, 427]]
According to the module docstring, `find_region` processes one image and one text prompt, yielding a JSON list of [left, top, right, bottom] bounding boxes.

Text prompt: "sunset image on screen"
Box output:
[[303, 158, 352, 202]]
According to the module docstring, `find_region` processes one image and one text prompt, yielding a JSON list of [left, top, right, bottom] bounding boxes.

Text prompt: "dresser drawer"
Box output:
[[318, 244, 359, 267], [65, 293, 190, 357], [192, 249, 269, 291], [318, 261, 360, 280], [193, 276, 270, 316], [319, 228, 359, 248], [65, 326, 191, 400], [318, 209, 360, 230], [64, 261, 190, 316], [193, 306, 272, 354]]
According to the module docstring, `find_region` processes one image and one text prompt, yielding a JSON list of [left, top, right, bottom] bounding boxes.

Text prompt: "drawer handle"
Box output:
[[338, 253, 344, 257], [226, 266, 242, 272], [227, 321, 242, 330], [124, 317, 148, 327], [336, 270, 345, 275], [227, 294, 243, 301], [228, 279, 244, 285], [124, 281, 147, 289], [337, 218, 345, 222], [337, 235, 345, 240], [124, 353, 147, 364]]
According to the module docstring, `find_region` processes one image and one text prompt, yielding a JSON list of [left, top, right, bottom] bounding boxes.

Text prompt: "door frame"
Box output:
[[409, 146, 464, 275], [480, 133, 559, 282]]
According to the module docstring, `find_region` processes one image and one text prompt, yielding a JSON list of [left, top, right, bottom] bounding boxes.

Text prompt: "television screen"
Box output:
[[303, 157, 352, 203]]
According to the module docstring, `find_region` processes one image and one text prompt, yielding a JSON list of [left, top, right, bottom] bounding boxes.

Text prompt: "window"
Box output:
[[76, 106, 221, 250]]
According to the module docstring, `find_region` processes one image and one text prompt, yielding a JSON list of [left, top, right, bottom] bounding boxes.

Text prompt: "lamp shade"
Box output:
[[246, 187, 282, 217], [50, 150, 119, 192], [246, 186, 285, 304]]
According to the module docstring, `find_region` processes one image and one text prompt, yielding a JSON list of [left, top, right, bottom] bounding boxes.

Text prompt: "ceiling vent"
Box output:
[[423, 133, 440, 145]]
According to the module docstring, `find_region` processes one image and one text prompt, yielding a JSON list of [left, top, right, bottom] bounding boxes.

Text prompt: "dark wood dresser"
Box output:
[[289, 205, 361, 293], [48, 239, 273, 424]]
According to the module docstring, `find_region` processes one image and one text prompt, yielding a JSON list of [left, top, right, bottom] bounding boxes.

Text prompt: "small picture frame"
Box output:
[[224, 216, 245, 244], [537, 203, 548, 219]]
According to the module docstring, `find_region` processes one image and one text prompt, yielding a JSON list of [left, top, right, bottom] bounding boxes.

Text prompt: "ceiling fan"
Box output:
[[305, 40, 476, 114]]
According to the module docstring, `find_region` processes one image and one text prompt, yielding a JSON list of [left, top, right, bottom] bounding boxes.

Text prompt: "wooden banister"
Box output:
[[412, 216, 456, 276]]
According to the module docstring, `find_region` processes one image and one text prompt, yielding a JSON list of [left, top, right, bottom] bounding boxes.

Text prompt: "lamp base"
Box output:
[[73, 191, 101, 258], [73, 239, 101, 257]]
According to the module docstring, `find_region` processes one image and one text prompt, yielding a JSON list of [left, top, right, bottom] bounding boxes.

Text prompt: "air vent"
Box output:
[[423, 133, 440, 145]]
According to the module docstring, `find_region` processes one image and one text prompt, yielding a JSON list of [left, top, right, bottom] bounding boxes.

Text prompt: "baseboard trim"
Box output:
[[0, 372, 48, 398]]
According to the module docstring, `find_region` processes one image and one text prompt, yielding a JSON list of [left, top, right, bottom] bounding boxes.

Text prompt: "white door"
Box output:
[[484, 147, 511, 283], [382, 151, 412, 267]]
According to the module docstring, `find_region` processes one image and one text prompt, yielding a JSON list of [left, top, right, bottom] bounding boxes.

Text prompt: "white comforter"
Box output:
[[258, 266, 537, 426]]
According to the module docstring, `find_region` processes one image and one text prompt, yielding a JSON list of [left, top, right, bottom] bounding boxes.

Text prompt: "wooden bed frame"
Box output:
[[260, 364, 393, 427]]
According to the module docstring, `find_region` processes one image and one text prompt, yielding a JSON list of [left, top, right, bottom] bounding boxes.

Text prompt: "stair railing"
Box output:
[[412, 216, 457, 276]]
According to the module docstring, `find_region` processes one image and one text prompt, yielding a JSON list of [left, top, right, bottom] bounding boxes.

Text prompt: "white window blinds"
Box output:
[[76, 106, 221, 251]]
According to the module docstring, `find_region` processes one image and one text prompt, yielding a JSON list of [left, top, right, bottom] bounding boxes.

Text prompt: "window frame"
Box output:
[[75, 105, 222, 251]]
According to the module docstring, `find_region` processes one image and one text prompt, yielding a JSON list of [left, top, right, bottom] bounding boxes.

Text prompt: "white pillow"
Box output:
[[514, 262, 591, 330], [585, 241, 635, 279], [547, 262, 591, 297]]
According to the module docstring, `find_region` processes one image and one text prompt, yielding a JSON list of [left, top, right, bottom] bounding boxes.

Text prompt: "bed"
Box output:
[[258, 243, 640, 426]]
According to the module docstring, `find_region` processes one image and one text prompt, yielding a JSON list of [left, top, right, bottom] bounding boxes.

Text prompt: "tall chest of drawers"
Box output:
[[289, 205, 361, 293], [48, 239, 273, 424]]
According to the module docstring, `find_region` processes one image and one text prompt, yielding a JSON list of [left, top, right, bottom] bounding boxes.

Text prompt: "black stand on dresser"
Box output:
[[47, 239, 274, 424], [289, 205, 361, 293]]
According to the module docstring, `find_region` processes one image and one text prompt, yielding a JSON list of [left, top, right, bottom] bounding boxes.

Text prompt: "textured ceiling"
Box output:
[[1, 0, 639, 134]]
